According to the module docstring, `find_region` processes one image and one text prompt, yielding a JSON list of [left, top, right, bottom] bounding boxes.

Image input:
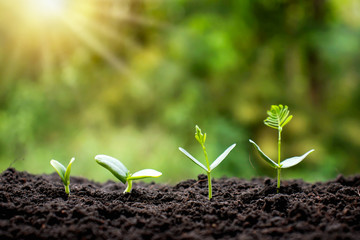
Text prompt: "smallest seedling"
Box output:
[[95, 154, 162, 193], [50, 157, 75, 195]]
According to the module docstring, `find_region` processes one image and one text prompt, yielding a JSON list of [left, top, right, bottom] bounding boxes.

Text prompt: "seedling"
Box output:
[[95, 154, 162, 193], [179, 125, 236, 200], [50, 157, 75, 195], [249, 104, 314, 192]]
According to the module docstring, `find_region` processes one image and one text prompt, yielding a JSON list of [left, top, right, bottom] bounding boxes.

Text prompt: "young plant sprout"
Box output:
[[95, 154, 162, 193], [179, 125, 236, 200], [249, 104, 314, 192], [50, 157, 75, 195]]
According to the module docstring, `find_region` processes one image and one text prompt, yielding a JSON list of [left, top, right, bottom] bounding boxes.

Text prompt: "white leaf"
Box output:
[[210, 143, 236, 171], [249, 139, 279, 168], [178, 147, 208, 172], [128, 169, 162, 180], [280, 149, 315, 168]]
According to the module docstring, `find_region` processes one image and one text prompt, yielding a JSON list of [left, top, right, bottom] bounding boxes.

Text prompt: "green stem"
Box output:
[[124, 179, 132, 193], [202, 144, 210, 169], [207, 171, 212, 200], [277, 129, 282, 193], [277, 168, 281, 193], [64, 184, 70, 195], [202, 143, 212, 200]]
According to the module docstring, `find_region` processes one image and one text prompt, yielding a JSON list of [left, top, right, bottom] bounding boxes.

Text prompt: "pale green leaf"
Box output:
[[210, 143, 236, 171], [195, 125, 205, 144], [281, 115, 293, 128], [64, 157, 75, 185], [95, 155, 128, 184], [249, 139, 279, 168], [50, 159, 66, 184], [280, 149, 315, 168], [178, 147, 208, 172], [264, 104, 292, 130], [127, 169, 162, 180]]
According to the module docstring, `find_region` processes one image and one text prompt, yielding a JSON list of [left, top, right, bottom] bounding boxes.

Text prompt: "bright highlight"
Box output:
[[29, 0, 67, 18], [1, 0, 164, 77]]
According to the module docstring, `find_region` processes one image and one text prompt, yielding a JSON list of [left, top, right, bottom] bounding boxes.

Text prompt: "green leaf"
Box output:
[[127, 169, 162, 180], [50, 159, 66, 184], [210, 143, 236, 171], [281, 115, 293, 128], [64, 157, 75, 185], [178, 147, 208, 172], [249, 139, 279, 168], [195, 125, 205, 144], [95, 155, 128, 184], [264, 104, 292, 130], [280, 149, 315, 168]]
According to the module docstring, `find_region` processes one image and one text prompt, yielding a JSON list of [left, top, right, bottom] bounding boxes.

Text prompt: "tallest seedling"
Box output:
[[179, 125, 236, 200], [249, 105, 314, 192]]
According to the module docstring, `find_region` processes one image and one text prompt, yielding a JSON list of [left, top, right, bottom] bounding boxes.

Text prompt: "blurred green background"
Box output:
[[0, 0, 359, 184]]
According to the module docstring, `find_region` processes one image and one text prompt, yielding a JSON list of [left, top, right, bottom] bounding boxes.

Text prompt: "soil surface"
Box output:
[[0, 168, 359, 240]]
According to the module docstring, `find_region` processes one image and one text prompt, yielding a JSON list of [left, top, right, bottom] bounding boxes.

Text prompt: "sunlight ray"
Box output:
[[70, 11, 142, 52], [73, 0, 170, 30], [51, 35, 75, 71], [3, 40, 23, 83], [109, 11, 171, 29], [72, 0, 130, 13], [60, 16, 133, 78], [40, 35, 56, 83], [48, 34, 65, 64]]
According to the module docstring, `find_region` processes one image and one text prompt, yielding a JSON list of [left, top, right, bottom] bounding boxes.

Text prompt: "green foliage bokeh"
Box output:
[[0, 0, 359, 183]]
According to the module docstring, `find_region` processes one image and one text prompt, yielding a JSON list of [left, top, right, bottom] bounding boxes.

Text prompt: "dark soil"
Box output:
[[1, 168, 360, 240]]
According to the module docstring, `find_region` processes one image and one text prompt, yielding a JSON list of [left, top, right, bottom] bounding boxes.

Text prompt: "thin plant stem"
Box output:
[[277, 128, 282, 193], [202, 143, 212, 200], [207, 171, 212, 200], [202, 144, 210, 169], [65, 184, 70, 195], [124, 179, 132, 193], [277, 168, 281, 192]]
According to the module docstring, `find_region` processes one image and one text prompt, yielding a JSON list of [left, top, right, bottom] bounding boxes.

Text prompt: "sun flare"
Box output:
[[0, 0, 166, 78], [32, 0, 66, 16], [26, 0, 68, 21]]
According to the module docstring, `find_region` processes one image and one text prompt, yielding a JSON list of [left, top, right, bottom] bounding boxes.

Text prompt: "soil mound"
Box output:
[[1, 168, 359, 239]]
